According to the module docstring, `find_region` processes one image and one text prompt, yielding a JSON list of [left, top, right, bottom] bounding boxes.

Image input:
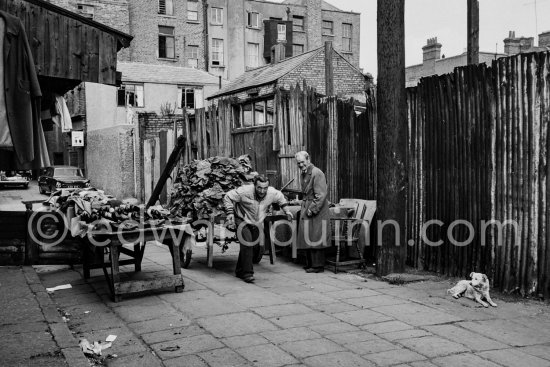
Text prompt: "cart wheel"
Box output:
[[252, 244, 264, 264], [180, 248, 192, 269]]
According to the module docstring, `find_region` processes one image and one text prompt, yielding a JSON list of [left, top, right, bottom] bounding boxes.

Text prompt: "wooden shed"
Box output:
[[1, 0, 132, 92], [205, 42, 369, 194]]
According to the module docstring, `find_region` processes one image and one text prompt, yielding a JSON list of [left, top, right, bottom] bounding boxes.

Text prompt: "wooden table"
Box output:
[[81, 224, 194, 302]]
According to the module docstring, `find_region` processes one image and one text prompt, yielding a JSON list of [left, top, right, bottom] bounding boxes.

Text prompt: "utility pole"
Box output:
[[376, 0, 407, 275], [467, 0, 479, 64]]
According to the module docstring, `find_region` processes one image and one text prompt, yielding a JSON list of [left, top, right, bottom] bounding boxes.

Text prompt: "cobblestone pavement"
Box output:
[[21, 243, 550, 366]]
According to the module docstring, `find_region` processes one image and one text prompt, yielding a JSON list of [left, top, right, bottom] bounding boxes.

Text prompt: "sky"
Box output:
[[276, 0, 550, 78]]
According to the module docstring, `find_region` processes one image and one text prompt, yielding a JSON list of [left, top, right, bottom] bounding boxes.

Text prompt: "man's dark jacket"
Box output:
[[1, 10, 42, 164]]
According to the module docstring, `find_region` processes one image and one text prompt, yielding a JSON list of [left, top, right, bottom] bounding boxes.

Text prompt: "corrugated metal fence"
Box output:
[[407, 51, 550, 298]]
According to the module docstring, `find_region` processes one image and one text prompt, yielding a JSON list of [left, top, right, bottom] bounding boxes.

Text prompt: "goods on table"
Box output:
[[44, 188, 182, 236], [169, 155, 257, 220]]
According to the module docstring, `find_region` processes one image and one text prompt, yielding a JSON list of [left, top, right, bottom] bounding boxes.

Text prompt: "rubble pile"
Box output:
[[169, 155, 257, 220]]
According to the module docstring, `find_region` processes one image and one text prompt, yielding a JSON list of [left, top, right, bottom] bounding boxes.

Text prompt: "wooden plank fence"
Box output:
[[407, 51, 550, 298]]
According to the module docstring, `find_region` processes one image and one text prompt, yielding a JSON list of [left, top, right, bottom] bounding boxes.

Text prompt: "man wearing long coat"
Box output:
[[295, 151, 331, 272]]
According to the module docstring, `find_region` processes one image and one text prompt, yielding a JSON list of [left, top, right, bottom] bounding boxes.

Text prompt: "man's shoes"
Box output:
[[305, 267, 324, 273], [242, 276, 255, 283]]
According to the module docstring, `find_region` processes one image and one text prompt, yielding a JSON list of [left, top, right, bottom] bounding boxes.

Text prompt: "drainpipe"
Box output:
[[203, 0, 209, 71]]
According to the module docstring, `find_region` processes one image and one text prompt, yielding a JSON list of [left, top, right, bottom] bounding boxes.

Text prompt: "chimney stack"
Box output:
[[422, 37, 442, 76], [539, 31, 550, 48], [504, 31, 534, 55], [271, 43, 286, 65], [422, 37, 442, 62]]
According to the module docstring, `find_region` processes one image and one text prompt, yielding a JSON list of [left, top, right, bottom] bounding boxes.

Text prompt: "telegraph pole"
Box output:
[[467, 0, 479, 64]]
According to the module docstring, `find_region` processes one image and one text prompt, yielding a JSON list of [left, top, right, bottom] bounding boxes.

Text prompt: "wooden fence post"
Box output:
[[376, 0, 407, 275]]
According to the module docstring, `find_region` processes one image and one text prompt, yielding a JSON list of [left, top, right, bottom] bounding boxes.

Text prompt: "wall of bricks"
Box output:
[[278, 47, 366, 97], [138, 113, 182, 140], [128, 0, 205, 68]]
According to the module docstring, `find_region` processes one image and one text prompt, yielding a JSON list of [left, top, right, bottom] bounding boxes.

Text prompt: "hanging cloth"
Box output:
[[52, 94, 73, 132], [0, 11, 50, 169], [0, 17, 12, 148]]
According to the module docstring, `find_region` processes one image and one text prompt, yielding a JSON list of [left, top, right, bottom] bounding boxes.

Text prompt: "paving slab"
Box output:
[[307, 302, 359, 314], [105, 352, 164, 367], [140, 325, 206, 345], [127, 314, 192, 335], [477, 348, 550, 367], [261, 327, 321, 344], [198, 347, 253, 367], [345, 338, 399, 354], [325, 330, 379, 345], [423, 324, 508, 351], [332, 309, 393, 326], [223, 290, 293, 308], [236, 343, 299, 367], [344, 294, 411, 308], [221, 334, 271, 349], [252, 303, 314, 318], [362, 348, 426, 366], [397, 336, 470, 358], [361, 320, 415, 334], [307, 322, 360, 335], [269, 312, 339, 328], [163, 354, 209, 367], [302, 351, 375, 367], [198, 312, 278, 337], [279, 338, 346, 358], [519, 345, 550, 361], [372, 303, 463, 326], [379, 328, 432, 341], [324, 288, 381, 300], [432, 353, 503, 367], [458, 319, 550, 346], [150, 334, 224, 359], [280, 290, 340, 305]]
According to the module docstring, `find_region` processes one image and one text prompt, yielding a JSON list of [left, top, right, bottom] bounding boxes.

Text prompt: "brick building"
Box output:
[[207, 0, 361, 81], [208, 42, 366, 105], [406, 31, 550, 88]]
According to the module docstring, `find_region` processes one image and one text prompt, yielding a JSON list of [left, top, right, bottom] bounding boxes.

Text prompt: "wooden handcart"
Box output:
[[81, 223, 194, 302]]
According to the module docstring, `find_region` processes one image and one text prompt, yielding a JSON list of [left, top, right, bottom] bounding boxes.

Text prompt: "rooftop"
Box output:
[[117, 62, 220, 86]]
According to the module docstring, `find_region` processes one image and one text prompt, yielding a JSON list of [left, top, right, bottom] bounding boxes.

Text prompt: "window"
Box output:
[[187, 45, 199, 68], [342, 23, 352, 51], [158, 26, 175, 58], [293, 43, 304, 55], [211, 38, 224, 66], [234, 99, 274, 128], [158, 0, 173, 15], [292, 15, 304, 32], [277, 24, 286, 41], [247, 43, 259, 67], [247, 12, 259, 28], [117, 84, 144, 108], [211, 7, 223, 25], [187, 0, 198, 21], [322, 20, 333, 35], [77, 4, 94, 19], [177, 87, 203, 110]]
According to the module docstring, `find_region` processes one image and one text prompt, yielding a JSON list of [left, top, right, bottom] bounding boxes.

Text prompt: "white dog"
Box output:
[[447, 272, 497, 308]]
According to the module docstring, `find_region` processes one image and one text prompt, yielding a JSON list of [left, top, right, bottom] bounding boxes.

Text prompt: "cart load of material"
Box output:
[[169, 155, 258, 220]]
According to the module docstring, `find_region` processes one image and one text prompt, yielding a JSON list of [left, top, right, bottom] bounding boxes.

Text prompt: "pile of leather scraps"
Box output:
[[169, 155, 258, 220], [44, 188, 185, 237]]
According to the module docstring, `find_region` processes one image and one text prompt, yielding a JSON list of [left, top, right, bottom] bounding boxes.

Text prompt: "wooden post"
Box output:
[[376, 0, 407, 275], [324, 41, 334, 96], [467, 0, 479, 65], [146, 136, 186, 208]]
